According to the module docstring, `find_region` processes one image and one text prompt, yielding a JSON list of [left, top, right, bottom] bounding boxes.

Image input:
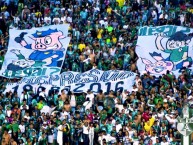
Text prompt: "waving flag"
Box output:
[[0, 24, 71, 78]]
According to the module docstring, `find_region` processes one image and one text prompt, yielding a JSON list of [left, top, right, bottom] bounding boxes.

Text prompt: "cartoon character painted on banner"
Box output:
[[141, 52, 174, 74], [154, 31, 192, 69], [6, 49, 46, 72], [14, 29, 66, 67]]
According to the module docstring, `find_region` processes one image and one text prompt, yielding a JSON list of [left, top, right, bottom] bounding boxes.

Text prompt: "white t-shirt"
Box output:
[[67, 16, 72, 23], [19, 124, 25, 133], [158, 111, 164, 119], [159, 14, 168, 19], [115, 104, 124, 113], [86, 93, 95, 103], [151, 136, 157, 144], [152, 10, 157, 20], [99, 20, 108, 28], [161, 142, 169, 145], [52, 17, 61, 24], [13, 16, 20, 24], [70, 95, 76, 107], [48, 134, 54, 143], [6, 110, 12, 117], [61, 16, 66, 23], [24, 115, 30, 120], [179, 14, 185, 24], [165, 114, 177, 128], [83, 125, 89, 134], [44, 16, 51, 24], [121, 92, 128, 103], [88, 127, 94, 135], [116, 124, 122, 132], [39, 92, 46, 100], [94, 7, 100, 12]]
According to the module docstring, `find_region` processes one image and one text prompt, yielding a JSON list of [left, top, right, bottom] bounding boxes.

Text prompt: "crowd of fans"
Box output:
[[1, 0, 193, 145]]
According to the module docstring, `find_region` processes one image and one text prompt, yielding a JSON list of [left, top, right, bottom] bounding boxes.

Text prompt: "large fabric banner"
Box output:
[[4, 69, 136, 96], [0, 25, 71, 78], [136, 25, 193, 76]]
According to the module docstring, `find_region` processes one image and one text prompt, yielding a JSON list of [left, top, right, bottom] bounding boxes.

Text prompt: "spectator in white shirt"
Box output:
[[161, 137, 169, 145], [86, 90, 95, 104], [66, 14, 72, 23], [154, 1, 163, 15], [12, 13, 20, 25], [159, 12, 168, 20], [115, 120, 122, 132], [88, 123, 94, 145], [20, 100, 29, 110], [20, 90, 29, 104], [135, 75, 141, 87], [152, 8, 158, 24], [121, 90, 128, 103], [39, 88, 47, 102], [60, 13, 67, 24], [52, 15, 61, 25], [44, 14, 51, 25], [151, 132, 157, 144], [19, 121, 25, 133], [165, 114, 177, 128], [82, 122, 89, 144], [99, 17, 108, 28]]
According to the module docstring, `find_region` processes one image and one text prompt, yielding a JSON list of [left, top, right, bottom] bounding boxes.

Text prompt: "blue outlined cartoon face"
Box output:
[[166, 32, 191, 50], [30, 29, 65, 51]]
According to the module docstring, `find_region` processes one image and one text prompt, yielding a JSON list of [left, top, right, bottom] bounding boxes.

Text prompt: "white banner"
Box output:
[[136, 25, 193, 76], [0, 25, 71, 78], [4, 69, 136, 96]]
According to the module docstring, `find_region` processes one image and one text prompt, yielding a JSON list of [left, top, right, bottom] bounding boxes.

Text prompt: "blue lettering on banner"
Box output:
[[37, 86, 45, 94], [12, 85, 19, 93], [50, 68, 61, 75], [100, 71, 134, 82], [99, 71, 110, 82], [23, 84, 33, 92], [63, 86, 71, 92], [90, 83, 101, 93], [6, 70, 136, 96], [10, 81, 127, 95], [115, 81, 124, 92], [74, 73, 97, 84], [73, 83, 86, 93], [105, 82, 111, 94], [48, 86, 60, 94], [60, 72, 74, 86], [48, 75, 60, 85]]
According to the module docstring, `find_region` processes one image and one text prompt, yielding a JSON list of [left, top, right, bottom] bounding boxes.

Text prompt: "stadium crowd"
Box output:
[[1, 0, 193, 145]]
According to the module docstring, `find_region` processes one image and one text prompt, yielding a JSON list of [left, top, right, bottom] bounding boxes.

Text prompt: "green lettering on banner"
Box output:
[[171, 26, 177, 36], [148, 27, 157, 35], [180, 27, 190, 34], [138, 26, 147, 36], [31, 68, 43, 77], [23, 68, 32, 77], [41, 68, 47, 76], [155, 26, 165, 33], [163, 25, 173, 36], [3, 70, 16, 78], [14, 70, 22, 77], [138, 25, 192, 36]]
